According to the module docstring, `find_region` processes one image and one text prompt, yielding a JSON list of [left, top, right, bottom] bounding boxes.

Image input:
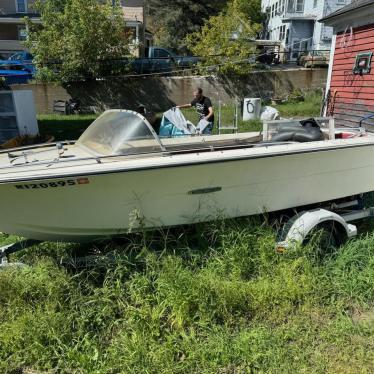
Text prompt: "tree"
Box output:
[[234, 0, 263, 24], [26, 0, 130, 82], [185, 0, 263, 75], [146, 0, 228, 53]]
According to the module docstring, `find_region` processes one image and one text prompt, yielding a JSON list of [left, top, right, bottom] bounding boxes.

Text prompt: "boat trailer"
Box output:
[[276, 199, 374, 251]]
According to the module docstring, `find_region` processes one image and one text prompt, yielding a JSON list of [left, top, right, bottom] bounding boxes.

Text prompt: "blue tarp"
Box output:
[[159, 108, 194, 138], [159, 115, 189, 137]]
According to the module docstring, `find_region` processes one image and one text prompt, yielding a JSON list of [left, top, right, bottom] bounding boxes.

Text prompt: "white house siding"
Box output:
[[262, 0, 352, 60], [261, 0, 287, 42], [314, 0, 352, 50]]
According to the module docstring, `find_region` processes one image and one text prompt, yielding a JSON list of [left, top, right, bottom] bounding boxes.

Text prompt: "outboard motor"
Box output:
[[270, 118, 324, 143]]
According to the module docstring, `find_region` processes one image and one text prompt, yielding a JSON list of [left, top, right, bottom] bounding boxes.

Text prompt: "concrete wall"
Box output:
[[10, 68, 328, 114]]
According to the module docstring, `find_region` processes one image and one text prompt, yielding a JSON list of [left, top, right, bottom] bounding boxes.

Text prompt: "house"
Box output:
[[261, 0, 352, 61], [0, 0, 40, 58], [320, 0, 374, 127], [0, 0, 152, 58], [119, 0, 153, 57]]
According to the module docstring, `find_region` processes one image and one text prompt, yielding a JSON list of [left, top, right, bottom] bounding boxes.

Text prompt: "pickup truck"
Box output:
[[132, 47, 199, 74]]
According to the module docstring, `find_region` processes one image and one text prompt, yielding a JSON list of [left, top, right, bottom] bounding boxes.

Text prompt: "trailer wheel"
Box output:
[[305, 221, 347, 251]]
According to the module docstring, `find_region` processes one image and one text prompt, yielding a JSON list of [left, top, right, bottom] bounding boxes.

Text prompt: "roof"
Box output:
[[320, 0, 374, 23]]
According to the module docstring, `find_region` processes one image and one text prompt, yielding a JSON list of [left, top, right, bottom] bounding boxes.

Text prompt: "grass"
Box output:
[[273, 90, 323, 118], [38, 114, 99, 141], [1, 217, 374, 373]]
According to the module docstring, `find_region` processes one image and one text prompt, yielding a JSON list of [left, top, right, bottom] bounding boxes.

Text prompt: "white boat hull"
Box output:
[[1, 142, 374, 242]]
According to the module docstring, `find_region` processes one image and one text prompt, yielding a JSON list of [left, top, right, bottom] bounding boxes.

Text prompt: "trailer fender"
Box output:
[[276, 209, 357, 251]]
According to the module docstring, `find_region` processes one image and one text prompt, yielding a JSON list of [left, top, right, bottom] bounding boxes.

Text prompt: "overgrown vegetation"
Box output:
[[273, 90, 323, 118], [1, 218, 374, 373]]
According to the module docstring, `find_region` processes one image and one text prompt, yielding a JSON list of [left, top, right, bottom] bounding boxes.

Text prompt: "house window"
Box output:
[[296, 0, 304, 12], [279, 25, 286, 41], [18, 26, 27, 41], [287, 0, 293, 12], [16, 0, 27, 13], [287, 0, 304, 13], [314, 0, 318, 8]]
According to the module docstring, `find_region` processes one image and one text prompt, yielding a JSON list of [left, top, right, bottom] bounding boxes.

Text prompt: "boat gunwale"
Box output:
[[0, 140, 77, 155], [0, 139, 295, 172], [2, 138, 374, 184]]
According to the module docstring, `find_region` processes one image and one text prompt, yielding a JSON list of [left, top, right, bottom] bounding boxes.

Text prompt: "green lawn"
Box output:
[[38, 114, 99, 141], [272, 90, 323, 118]]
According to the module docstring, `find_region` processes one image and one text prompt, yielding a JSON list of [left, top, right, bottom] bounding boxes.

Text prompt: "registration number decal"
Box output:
[[15, 178, 90, 190]]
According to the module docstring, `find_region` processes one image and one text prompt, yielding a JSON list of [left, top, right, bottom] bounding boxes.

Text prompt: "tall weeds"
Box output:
[[0, 218, 374, 373]]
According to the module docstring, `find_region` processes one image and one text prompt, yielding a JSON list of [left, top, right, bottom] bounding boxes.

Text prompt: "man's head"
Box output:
[[193, 87, 203, 100]]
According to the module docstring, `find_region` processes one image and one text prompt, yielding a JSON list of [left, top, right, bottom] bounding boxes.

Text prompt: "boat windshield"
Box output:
[[76, 110, 164, 156]]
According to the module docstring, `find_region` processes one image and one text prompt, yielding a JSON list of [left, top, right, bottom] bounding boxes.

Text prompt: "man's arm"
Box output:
[[205, 106, 214, 121], [176, 103, 192, 109]]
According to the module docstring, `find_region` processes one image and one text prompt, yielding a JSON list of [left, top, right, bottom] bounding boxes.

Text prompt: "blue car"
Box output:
[[0, 65, 33, 84], [0, 52, 35, 84]]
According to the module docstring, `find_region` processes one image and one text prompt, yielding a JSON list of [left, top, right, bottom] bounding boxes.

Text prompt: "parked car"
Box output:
[[297, 51, 328, 68], [132, 47, 199, 74], [0, 51, 35, 84], [0, 64, 34, 85], [8, 51, 33, 62]]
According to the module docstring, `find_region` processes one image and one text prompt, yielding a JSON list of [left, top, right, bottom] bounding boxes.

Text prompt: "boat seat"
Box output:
[[270, 119, 324, 143]]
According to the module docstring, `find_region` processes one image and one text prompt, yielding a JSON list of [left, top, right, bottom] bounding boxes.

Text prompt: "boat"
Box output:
[[0, 109, 373, 243]]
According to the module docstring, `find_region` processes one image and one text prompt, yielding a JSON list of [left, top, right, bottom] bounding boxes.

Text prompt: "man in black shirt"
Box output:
[[177, 88, 214, 134]]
